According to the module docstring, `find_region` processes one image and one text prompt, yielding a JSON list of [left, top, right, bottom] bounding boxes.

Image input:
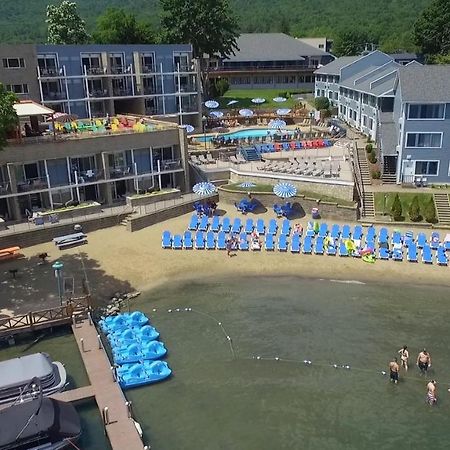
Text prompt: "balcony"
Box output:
[[112, 88, 133, 97], [42, 91, 67, 101], [177, 84, 197, 93], [89, 89, 109, 98], [211, 64, 316, 73], [86, 67, 105, 76], [75, 169, 104, 184], [0, 181, 11, 196], [145, 107, 158, 115], [176, 64, 193, 73], [158, 159, 182, 171], [109, 165, 133, 179], [142, 65, 156, 74], [17, 177, 48, 193], [110, 66, 128, 75], [39, 67, 61, 77]]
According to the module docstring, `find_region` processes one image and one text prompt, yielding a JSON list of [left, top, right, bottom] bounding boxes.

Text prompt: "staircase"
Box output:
[[356, 148, 371, 186], [120, 213, 133, 227], [381, 174, 396, 184], [433, 193, 450, 224], [362, 191, 375, 217], [239, 146, 261, 162]]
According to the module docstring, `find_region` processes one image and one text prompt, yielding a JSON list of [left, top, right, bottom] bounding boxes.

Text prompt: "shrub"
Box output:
[[371, 169, 381, 179], [314, 96, 330, 111], [424, 198, 438, 223], [367, 137, 372, 143], [214, 78, 229, 97], [365, 143, 373, 153], [391, 194, 403, 221], [367, 149, 377, 164], [408, 195, 422, 222], [278, 91, 289, 98]]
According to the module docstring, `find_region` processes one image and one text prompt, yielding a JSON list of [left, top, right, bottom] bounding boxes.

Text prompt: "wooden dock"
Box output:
[[72, 319, 145, 450], [52, 385, 95, 403]]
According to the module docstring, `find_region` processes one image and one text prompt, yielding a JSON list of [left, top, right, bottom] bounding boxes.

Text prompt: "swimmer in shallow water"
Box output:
[[389, 357, 400, 384], [426, 380, 437, 405], [417, 349, 431, 374], [398, 345, 409, 371]]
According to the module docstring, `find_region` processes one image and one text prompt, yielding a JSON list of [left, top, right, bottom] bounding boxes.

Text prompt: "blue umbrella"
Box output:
[[227, 100, 239, 106], [251, 98, 266, 104], [210, 111, 224, 118], [239, 108, 254, 117], [238, 182, 256, 188], [268, 119, 287, 129], [276, 108, 292, 116], [273, 97, 287, 103], [193, 182, 217, 196], [180, 124, 195, 133], [205, 100, 219, 109], [273, 183, 297, 198]]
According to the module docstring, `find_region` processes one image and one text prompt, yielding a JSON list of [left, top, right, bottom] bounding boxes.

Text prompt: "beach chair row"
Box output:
[[254, 139, 333, 153]]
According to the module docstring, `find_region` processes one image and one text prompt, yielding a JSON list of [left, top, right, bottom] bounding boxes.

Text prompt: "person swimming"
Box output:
[[398, 345, 409, 371], [426, 380, 437, 405]]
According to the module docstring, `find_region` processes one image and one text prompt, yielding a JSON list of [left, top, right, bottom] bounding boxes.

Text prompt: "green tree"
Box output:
[[424, 198, 437, 223], [408, 195, 422, 222], [391, 193, 403, 221], [46, 0, 89, 44], [314, 96, 330, 111], [92, 8, 155, 44], [414, 0, 450, 57], [333, 29, 371, 56], [160, 0, 239, 95], [0, 84, 18, 150]]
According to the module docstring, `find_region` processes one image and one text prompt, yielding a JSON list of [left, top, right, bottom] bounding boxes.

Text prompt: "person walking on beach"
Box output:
[[389, 358, 400, 384], [426, 380, 437, 405], [226, 238, 233, 257], [398, 345, 409, 371], [417, 349, 431, 374]]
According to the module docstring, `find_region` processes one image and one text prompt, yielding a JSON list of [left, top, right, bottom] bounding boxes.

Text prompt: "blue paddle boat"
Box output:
[[118, 361, 172, 389], [141, 341, 167, 360]]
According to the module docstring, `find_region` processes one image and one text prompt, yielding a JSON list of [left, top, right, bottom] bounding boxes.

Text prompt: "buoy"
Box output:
[[185, 308, 189, 311], [168, 309, 172, 313], [176, 308, 180, 312], [152, 308, 157, 312], [333, 364, 338, 368], [226, 336, 231, 341], [345, 365, 350, 370], [381, 371, 386, 375], [275, 357, 279, 361], [256, 356, 261, 360], [218, 322, 222, 325]]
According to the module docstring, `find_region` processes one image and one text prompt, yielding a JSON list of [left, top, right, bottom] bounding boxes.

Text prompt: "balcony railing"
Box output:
[[211, 64, 318, 72], [39, 68, 60, 77], [142, 65, 156, 74], [89, 89, 109, 98], [0, 182, 11, 195], [142, 87, 159, 95], [75, 169, 104, 184], [177, 84, 197, 93], [158, 159, 182, 171], [42, 91, 67, 101], [145, 108, 159, 115], [109, 165, 133, 179], [110, 66, 127, 74], [17, 177, 49, 193], [112, 88, 133, 97], [86, 67, 105, 75], [180, 105, 198, 113]]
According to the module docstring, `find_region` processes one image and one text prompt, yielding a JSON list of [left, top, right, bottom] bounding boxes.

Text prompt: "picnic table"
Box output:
[[53, 232, 87, 249]]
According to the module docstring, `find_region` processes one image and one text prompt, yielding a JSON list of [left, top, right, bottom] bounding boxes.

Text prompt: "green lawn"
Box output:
[[374, 192, 434, 221], [217, 89, 311, 110]]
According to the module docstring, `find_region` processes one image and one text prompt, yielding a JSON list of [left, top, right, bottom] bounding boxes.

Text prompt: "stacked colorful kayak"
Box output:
[[98, 311, 171, 389]]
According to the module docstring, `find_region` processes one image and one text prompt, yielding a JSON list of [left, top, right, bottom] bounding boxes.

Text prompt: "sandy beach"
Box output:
[[1, 202, 449, 317]]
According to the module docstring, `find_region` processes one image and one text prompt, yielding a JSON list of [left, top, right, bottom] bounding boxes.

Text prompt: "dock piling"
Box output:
[[80, 338, 85, 352], [97, 334, 102, 349], [102, 406, 110, 425]]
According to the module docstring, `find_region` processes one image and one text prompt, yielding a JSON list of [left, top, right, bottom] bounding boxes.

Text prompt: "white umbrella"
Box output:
[[273, 183, 297, 198], [268, 119, 287, 129], [239, 109, 254, 117], [180, 124, 195, 133], [193, 182, 217, 196], [227, 100, 239, 106], [251, 98, 266, 105], [210, 111, 224, 118], [273, 97, 287, 103], [204, 100, 219, 109], [47, 112, 78, 123], [276, 108, 291, 116]]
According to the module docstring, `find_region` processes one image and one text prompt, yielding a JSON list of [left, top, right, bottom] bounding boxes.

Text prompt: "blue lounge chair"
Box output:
[[239, 232, 249, 251], [417, 233, 427, 248], [162, 231, 172, 249], [318, 223, 328, 238], [217, 231, 226, 250], [339, 241, 349, 257], [222, 217, 231, 233], [379, 248, 390, 260], [378, 227, 389, 244], [244, 218, 254, 234], [183, 231, 193, 249], [278, 234, 288, 252], [256, 219, 265, 235], [422, 245, 433, 264], [290, 234, 300, 253], [268, 219, 278, 235], [407, 243, 418, 262], [327, 243, 337, 256], [430, 232, 440, 250], [188, 214, 199, 231], [365, 240, 375, 251], [172, 234, 183, 250], [206, 231, 216, 250], [353, 225, 363, 241], [195, 231, 205, 250], [302, 236, 313, 254], [392, 248, 403, 261], [265, 234, 275, 251], [392, 231, 402, 246], [281, 219, 291, 236], [330, 224, 340, 239], [445, 241, 450, 251], [404, 231, 414, 247], [198, 216, 209, 232], [273, 204, 283, 218], [437, 247, 448, 266], [211, 216, 221, 232], [314, 237, 324, 255], [231, 218, 242, 234], [366, 226, 376, 242], [341, 225, 351, 239]]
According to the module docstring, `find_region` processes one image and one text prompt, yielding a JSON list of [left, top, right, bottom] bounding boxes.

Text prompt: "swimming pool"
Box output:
[[195, 128, 293, 142]]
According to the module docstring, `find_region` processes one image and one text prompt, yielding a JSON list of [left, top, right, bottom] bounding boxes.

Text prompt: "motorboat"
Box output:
[[117, 361, 172, 389], [0, 379, 81, 450], [0, 353, 66, 406]]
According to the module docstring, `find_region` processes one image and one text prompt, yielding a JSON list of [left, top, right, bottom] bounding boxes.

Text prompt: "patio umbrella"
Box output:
[[276, 108, 292, 116], [238, 182, 256, 188], [268, 119, 287, 129], [239, 109, 254, 117], [48, 112, 78, 123], [251, 98, 266, 105], [273, 97, 287, 103], [205, 100, 219, 109], [227, 100, 239, 106], [193, 182, 217, 196], [273, 182, 297, 198], [180, 124, 195, 133], [210, 111, 224, 118]]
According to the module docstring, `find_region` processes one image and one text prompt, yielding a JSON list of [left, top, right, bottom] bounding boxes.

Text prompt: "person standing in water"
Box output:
[[417, 349, 431, 374], [389, 358, 400, 384], [398, 345, 409, 371], [426, 380, 437, 405]]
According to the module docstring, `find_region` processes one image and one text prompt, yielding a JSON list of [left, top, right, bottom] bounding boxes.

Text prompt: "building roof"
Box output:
[[14, 101, 54, 117], [314, 56, 359, 75], [225, 33, 330, 62], [398, 64, 450, 102]]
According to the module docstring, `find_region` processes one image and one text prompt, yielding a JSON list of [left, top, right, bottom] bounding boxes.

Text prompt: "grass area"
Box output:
[[301, 190, 356, 207], [217, 89, 311, 110], [374, 192, 434, 221]]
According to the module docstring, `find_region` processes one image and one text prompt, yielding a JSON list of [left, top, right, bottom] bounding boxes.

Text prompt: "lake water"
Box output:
[[2, 277, 450, 449]]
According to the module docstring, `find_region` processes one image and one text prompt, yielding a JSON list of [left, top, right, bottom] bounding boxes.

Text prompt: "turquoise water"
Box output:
[[196, 128, 293, 142]]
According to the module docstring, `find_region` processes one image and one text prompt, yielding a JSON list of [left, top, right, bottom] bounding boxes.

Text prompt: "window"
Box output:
[[363, 115, 367, 127], [174, 52, 190, 71], [81, 53, 102, 74], [38, 54, 58, 75], [369, 118, 374, 130], [305, 76, 312, 83], [318, 44, 324, 49], [2, 57, 25, 68], [408, 104, 445, 119], [141, 53, 155, 72], [415, 161, 439, 175], [6, 84, 28, 94], [406, 133, 442, 148], [316, 90, 320, 97]]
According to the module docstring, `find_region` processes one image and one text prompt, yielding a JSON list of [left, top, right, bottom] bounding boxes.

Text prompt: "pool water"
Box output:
[[195, 128, 293, 142]]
